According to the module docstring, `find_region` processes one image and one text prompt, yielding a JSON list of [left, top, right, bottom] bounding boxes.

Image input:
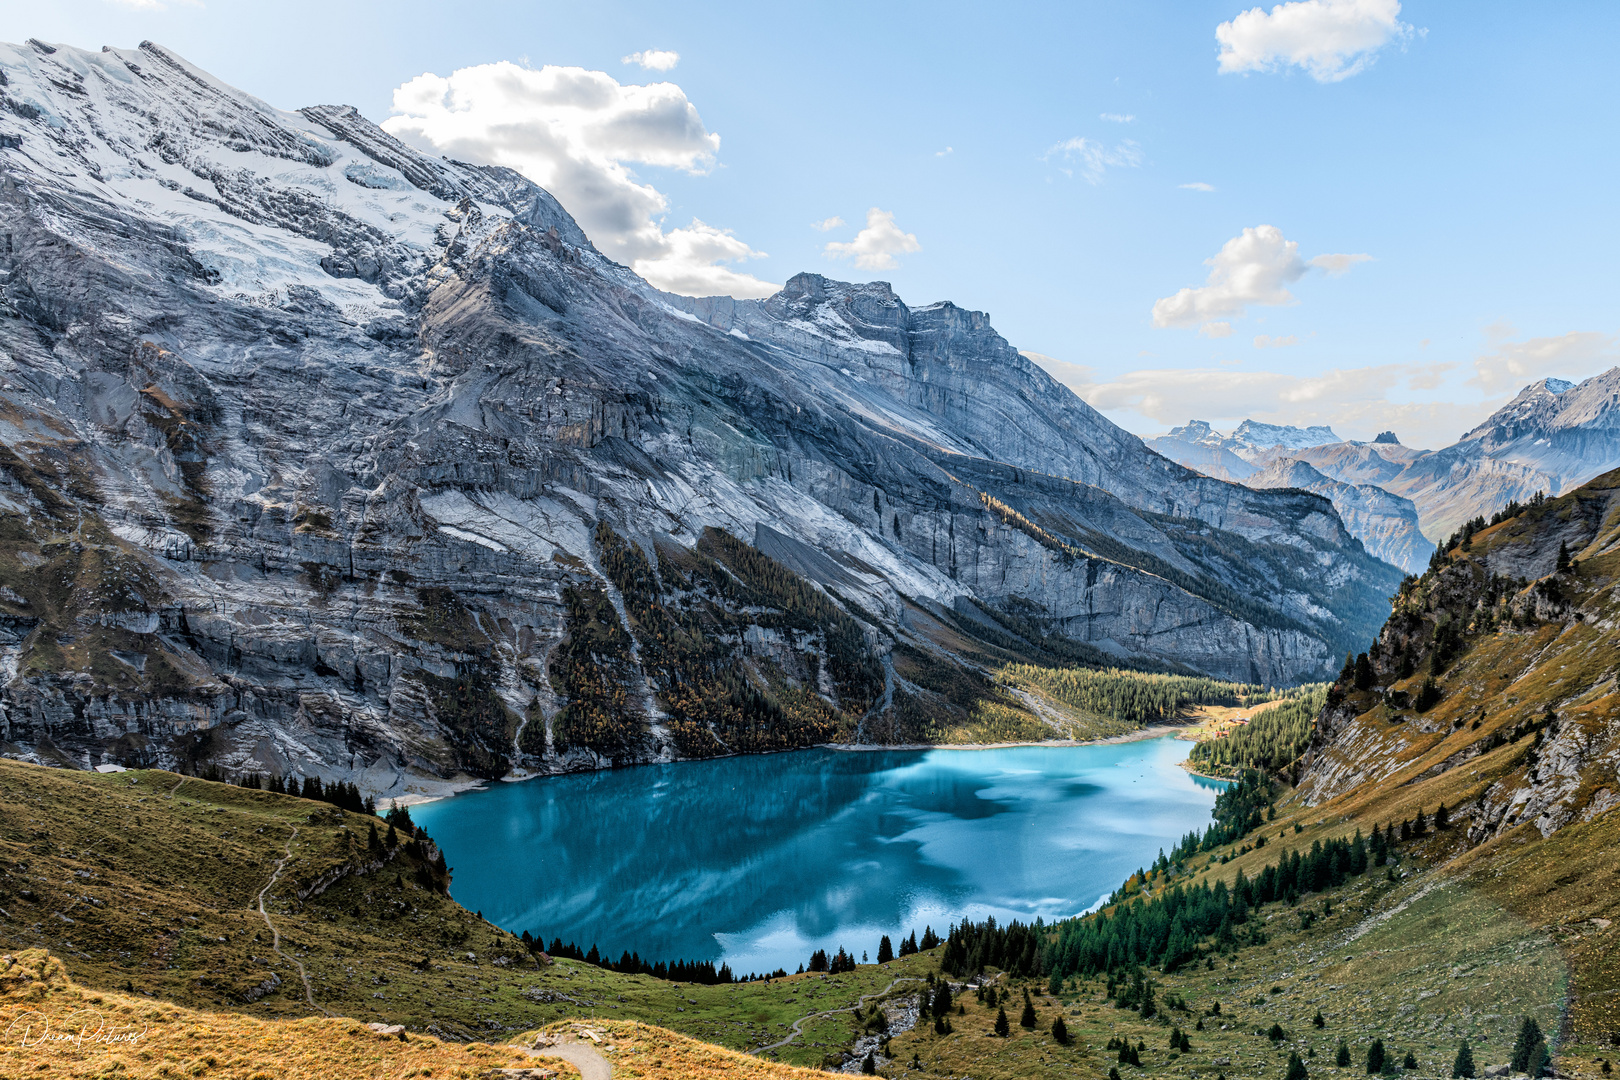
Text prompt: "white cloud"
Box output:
[[1469, 330, 1617, 393], [1200, 321, 1234, 339], [622, 49, 680, 72], [824, 208, 921, 271], [1216, 0, 1414, 83], [1043, 137, 1144, 184], [936, 146, 954, 157], [631, 220, 776, 298], [1152, 225, 1306, 328], [1308, 252, 1372, 275], [1180, 181, 1216, 192], [1152, 225, 1369, 329], [1254, 334, 1299, 348], [384, 61, 778, 298], [1100, 113, 1136, 123], [811, 216, 846, 232]]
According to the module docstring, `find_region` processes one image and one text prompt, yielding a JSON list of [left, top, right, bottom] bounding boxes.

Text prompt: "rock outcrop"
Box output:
[[1244, 458, 1429, 574], [0, 40, 1401, 791]]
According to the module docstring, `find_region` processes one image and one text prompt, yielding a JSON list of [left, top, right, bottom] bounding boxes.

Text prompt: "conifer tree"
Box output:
[[1556, 542, 1571, 573], [994, 1006, 1010, 1037], [1052, 1016, 1069, 1044], [1368, 1038, 1386, 1074], [1269, 1023, 1287, 1042], [1512, 1018, 1545, 1074], [367, 823, 382, 853], [1449, 1042, 1476, 1079], [1403, 1051, 1418, 1070], [1337, 1040, 1352, 1067], [877, 935, 894, 964], [1286, 1052, 1310, 1080], [1110, 1069, 1122, 1080], [1436, 802, 1449, 829], [1354, 653, 1374, 691], [1314, 1010, 1326, 1028], [1020, 989, 1037, 1028], [385, 822, 398, 850], [932, 982, 953, 1019]]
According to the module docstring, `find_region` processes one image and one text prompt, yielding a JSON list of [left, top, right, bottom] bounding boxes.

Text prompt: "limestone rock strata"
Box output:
[[0, 40, 1400, 791]]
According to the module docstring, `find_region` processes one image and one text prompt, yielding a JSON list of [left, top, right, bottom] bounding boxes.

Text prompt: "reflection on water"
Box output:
[[411, 736, 1221, 974]]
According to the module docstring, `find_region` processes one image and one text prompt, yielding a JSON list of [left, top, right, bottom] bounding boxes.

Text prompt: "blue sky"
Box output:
[[8, 1, 1619, 446]]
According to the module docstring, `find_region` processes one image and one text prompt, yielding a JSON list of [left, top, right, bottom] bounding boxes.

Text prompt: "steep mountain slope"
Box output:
[[1289, 466, 1620, 1046], [1244, 457, 1429, 573], [0, 39, 1399, 790]]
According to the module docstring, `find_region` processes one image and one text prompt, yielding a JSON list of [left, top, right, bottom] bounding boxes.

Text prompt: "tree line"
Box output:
[[1187, 685, 1329, 776], [1001, 665, 1274, 724], [939, 802, 1448, 983]]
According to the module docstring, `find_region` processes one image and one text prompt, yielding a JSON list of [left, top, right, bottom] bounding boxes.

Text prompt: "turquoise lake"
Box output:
[[411, 735, 1223, 976]]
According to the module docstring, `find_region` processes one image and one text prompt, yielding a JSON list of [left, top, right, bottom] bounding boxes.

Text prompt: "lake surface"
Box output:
[[412, 736, 1223, 975]]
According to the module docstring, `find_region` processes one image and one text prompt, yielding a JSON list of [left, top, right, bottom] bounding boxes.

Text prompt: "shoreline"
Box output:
[[395, 721, 1208, 810], [820, 720, 1193, 753]]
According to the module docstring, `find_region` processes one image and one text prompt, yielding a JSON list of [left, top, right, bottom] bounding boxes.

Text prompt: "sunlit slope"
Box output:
[[1280, 466, 1620, 1049], [0, 950, 548, 1079]]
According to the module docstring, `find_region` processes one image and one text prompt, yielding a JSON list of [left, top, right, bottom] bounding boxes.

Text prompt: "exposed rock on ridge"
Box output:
[[1244, 458, 1429, 574], [0, 40, 1400, 791]]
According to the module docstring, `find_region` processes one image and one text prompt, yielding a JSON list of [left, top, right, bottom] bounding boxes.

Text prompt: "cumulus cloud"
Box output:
[[1200, 321, 1234, 338], [936, 146, 954, 157], [1216, 0, 1414, 82], [623, 49, 680, 71], [383, 61, 778, 299], [1254, 334, 1299, 348], [1180, 182, 1216, 192], [1152, 225, 1305, 328], [811, 216, 846, 232], [1152, 225, 1369, 329], [1043, 137, 1144, 184], [823, 208, 921, 271], [1469, 330, 1617, 393], [1308, 252, 1372, 274], [1026, 356, 1499, 448], [1100, 113, 1136, 123]]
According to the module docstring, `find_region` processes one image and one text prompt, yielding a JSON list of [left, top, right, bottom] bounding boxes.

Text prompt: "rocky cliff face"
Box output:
[[0, 40, 1401, 793], [1296, 468, 1620, 846], [1243, 458, 1428, 574]]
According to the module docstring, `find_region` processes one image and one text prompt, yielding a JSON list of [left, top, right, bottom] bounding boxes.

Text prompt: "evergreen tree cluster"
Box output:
[[549, 582, 646, 761], [939, 820, 1427, 986], [1511, 1017, 1552, 1078], [534, 937, 747, 984], [1163, 771, 1274, 862], [998, 664, 1274, 724], [1188, 687, 1329, 776], [806, 946, 858, 974], [587, 522, 880, 759], [237, 772, 378, 817]]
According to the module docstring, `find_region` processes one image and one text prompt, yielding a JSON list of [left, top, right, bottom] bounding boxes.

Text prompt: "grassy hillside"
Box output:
[[1, 473, 1616, 1079]]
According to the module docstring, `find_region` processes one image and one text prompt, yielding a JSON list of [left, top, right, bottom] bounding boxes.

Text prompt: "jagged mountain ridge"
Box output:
[[0, 40, 1400, 791], [1242, 457, 1429, 574], [1147, 422, 1427, 572], [1157, 370, 1620, 545]]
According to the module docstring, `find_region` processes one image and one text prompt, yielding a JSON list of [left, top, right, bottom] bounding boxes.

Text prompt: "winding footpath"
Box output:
[[255, 826, 330, 1016], [524, 1038, 613, 1080], [750, 975, 925, 1056]]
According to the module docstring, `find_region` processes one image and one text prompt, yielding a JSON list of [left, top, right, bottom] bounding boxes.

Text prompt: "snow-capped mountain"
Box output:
[[0, 40, 1400, 788], [1150, 369, 1620, 546]]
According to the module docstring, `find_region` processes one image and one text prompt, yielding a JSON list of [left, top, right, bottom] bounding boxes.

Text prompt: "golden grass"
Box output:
[[0, 949, 559, 1079]]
